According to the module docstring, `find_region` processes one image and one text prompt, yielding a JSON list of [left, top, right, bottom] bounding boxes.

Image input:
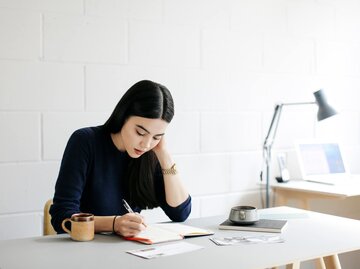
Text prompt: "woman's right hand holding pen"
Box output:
[[113, 213, 147, 237]]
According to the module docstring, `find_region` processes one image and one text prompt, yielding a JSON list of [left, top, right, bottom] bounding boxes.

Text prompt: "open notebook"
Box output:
[[124, 223, 214, 245]]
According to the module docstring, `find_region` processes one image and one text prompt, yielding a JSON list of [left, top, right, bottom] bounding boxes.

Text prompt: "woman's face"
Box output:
[[114, 116, 168, 158]]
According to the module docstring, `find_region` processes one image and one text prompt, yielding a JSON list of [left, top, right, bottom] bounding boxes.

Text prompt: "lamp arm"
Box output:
[[262, 104, 283, 209], [282, 101, 316, 106], [263, 101, 316, 150], [263, 104, 283, 151], [261, 94, 334, 208], [261, 100, 316, 208]]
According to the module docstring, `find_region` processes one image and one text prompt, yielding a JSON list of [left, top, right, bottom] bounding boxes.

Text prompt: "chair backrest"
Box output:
[[44, 199, 56, 235]]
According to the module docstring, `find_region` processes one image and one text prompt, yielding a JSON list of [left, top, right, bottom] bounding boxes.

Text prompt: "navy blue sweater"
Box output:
[[50, 126, 191, 233]]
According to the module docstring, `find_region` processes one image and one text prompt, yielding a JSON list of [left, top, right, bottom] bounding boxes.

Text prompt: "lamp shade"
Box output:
[[313, 89, 337, 121]]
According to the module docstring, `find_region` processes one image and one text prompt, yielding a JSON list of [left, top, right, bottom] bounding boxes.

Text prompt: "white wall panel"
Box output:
[[0, 61, 83, 111], [230, 151, 262, 191], [0, 0, 83, 13], [287, 1, 335, 39], [44, 14, 128, 63], [201, 112, 262, 152], [230, 0, 287, 35], [0, 213, 42, 240], [86, 0, 162, 21], [129, 21, 200, 67], [177, 154, 231, 196], [264, 37, 315, 74], [0, 10, 40, 60], [0, 113, 40, 162], [315, 111, 360, 148], [334, 0, 360, 42], [164, 0, 229, 27], [0, 162, 59, 214], [175, 69, 230, 111], [166, 112, 200, 154], [316, 41, 360, 76], [85, 0, 127, 17], [202, 28, 263, 71]]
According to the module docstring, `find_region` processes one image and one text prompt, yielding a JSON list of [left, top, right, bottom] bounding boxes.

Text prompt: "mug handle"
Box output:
[[61, 218, 71, 234]]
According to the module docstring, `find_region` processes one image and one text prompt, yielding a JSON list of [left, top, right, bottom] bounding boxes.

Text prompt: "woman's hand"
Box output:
[[114, 213, 146, 237], [152, 135, 168, 157], [152, 136, 174, 169]]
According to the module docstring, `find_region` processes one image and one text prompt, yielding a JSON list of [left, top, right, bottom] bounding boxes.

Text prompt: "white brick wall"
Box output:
[[1, 1, 360, 251], [164, 0, 229, 27], [86, 0, 163, 21], [0, 213, 43, 240], [0, 113, 41, 162], [202, 28, 263, 71], [287, 1, 335, 39], [0, 0, 83, 13], [230, 0, 287, 34], [201, 112, 262, 152], [129, 21, 200, 67], [264, 37, 315, 74], [0, 61, 84, 110], [0, 162, 58, 214], [0, 10, 40, 60], [317, 41, 360, 76], [44, 14, 128, 63]]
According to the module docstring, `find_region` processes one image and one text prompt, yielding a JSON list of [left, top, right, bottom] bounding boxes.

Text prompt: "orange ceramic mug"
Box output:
[[61, 213, 94, 241]]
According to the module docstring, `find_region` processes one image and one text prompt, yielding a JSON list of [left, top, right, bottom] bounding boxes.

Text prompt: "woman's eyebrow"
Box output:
[[136, 125, 165, 136]]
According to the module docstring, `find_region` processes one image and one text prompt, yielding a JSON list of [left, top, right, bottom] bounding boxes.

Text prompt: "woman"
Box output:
[[50, 80, 191, 237]]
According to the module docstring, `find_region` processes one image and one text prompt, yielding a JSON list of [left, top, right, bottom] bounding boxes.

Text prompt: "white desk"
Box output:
[[270, 180, 360, 209], [1, 207, 360, 269]]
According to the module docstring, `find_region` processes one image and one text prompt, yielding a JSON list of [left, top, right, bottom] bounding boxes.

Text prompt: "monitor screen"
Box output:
[[299, 143, 346, 175]]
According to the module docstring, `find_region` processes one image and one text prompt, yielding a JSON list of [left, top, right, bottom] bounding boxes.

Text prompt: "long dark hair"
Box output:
[[103, 80, 174, 209]]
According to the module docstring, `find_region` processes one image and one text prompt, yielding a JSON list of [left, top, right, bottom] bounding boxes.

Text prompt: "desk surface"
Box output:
[[269, 179, 360, 198], [1, 207, 360, 269]]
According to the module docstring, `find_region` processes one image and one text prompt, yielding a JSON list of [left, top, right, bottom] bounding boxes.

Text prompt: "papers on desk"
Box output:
[[127, 242, 204, 259], [210, 235, 285, 246]]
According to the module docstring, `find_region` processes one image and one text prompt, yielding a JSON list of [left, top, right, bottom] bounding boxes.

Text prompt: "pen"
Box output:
[[122, 199, 134, 213], [122, 199, 147, 227]]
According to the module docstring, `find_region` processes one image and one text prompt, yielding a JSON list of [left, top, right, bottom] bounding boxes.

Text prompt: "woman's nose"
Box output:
[[141, 137, 151, 149]]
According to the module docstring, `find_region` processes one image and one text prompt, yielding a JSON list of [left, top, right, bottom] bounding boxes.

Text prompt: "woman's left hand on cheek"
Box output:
[[152, 136, 175, 170], [152, 136, 168, 156]]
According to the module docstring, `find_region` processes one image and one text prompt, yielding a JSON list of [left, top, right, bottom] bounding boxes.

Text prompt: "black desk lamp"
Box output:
[[261, 89, 337, 208]]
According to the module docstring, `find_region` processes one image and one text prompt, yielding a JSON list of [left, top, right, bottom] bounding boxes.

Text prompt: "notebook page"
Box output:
[[126, 225, 183, 244], [155, 223, 213, 237]]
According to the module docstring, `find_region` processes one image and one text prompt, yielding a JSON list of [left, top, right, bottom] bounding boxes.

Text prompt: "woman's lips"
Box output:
[[134, 148, 144, 155]]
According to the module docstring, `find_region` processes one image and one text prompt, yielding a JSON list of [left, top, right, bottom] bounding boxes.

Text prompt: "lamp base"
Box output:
[[275, 177, 290, 183]]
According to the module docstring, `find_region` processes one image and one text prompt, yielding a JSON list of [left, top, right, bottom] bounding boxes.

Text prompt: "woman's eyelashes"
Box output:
[[136, 130, 145, 136], [136, 129, 161, 140]]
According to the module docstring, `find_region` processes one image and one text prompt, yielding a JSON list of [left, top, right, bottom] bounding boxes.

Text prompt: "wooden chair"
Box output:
[[43, 199, 56, 235]]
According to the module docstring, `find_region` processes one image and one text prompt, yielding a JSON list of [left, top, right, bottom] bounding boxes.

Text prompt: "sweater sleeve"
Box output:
[[154, 166, 192, 222], [49, 129, 92, 233], [160, 195, 192, 222]]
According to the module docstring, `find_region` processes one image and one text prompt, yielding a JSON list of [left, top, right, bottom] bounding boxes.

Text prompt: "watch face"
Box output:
[[162, 163, 177, 175]]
